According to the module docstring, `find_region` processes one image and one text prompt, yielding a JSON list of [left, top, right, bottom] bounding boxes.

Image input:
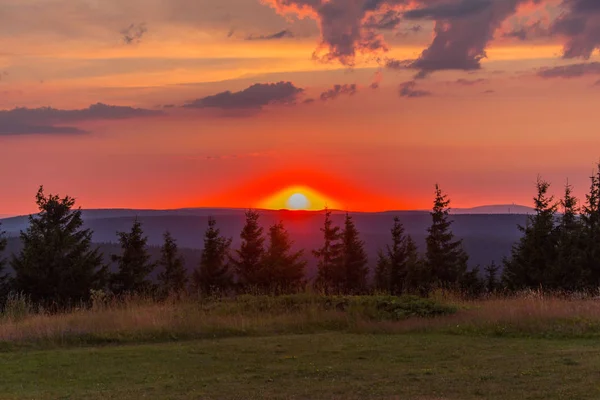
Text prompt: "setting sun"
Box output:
[[259, 186, 341, 210]]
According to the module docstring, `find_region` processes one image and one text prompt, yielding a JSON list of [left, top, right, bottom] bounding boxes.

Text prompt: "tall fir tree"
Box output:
[[230, 210, 265, 292], [551, 182, 585, 290], [374, 250, 390, 292], [193, 217, 233, 295], [340, 213, 369, 294], [425, 184, 468, 289], [157, 231, 188, 296], [503, 177, 558, 290], [262, 221, 306, 293], [582, 166, 600, 287], [0, 224, 10, 304], [110, 219, 156, 295], [484, 261, 500, 293], [11, 186, 106, 307], [376, 217, 421, 295], [313, 208, 343, 293]]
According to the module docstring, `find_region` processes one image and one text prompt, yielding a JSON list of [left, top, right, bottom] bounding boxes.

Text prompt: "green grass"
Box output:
[[2, 332, 600, 399]]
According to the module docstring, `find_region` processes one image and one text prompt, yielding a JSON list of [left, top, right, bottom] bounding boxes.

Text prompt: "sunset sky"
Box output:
[[1, 0, 599, 216]]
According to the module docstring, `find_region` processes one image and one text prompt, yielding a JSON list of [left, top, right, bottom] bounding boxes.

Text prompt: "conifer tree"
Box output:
[[110, 219, 156, 295], [157, 231, 188, 296], [377, 217, 421, 295], [263, 221, 306, 293], [313, 208, 343, 293], [194, 217, 233, 295], [551, 182, 585, 290], [460, 266, 484, 299], [484, 261, 500, 293], [425, 184, 468, 289], [11, 186, 106, 307], [503, 177, 558, 290], [582, 166, 600, 287], [0, 224, 10, 304], [231, 210, 265, 292], [374, 250, 390, 292], [340, 213, 369, 294]]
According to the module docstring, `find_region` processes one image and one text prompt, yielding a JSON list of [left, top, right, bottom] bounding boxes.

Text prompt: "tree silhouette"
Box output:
[[582, 166, 600, 287], [0, 224, 10, 305], [11, 186, 106, 307], [484, 261, 500, 293], [340, 213, 368, 294], [111, 219, 156, 295], [313, 208, 343, 293], [194, 217, 233, 295], [503, 177, 557, 290], [425, 184, 468, 289], [157, 231, 188, 297], [231, 210, 265, 292], [263, 221, 306, 293]]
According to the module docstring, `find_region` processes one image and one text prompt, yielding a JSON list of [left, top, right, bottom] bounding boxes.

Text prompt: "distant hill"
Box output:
[[451, 205, 534, 214], [0, 207, 529, 278]]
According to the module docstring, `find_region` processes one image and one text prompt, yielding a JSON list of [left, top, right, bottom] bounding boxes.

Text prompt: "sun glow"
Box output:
[[259, 186, 340, 211]]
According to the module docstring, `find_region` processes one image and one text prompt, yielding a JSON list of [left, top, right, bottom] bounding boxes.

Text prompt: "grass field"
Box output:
[[3, 293, 600, 399], [2, 332, 600, 399]]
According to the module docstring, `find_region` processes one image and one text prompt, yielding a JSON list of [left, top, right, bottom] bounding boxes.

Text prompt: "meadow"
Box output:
[[3, 292, 600, 399]]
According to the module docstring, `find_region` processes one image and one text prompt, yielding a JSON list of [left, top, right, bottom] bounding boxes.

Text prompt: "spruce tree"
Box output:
[[484, 261, 500, 293], [110, 219, 156, 295], [503, 177, 558, 290], [157, 231, 188, 296], [374, 250, 390, 292], [313, 208, 343, 293], [551, 182, 585, 290], [263, 221, 306, 293], [11, 186, 106, 307], [582, 166, 600, 287], [230, 210, 265, 292], [340, 213, 369, 294], [425, 184, 468, 289], [0, 224, 10, 305], [377, 217, 421, 295], [194, 217, 233, 295]]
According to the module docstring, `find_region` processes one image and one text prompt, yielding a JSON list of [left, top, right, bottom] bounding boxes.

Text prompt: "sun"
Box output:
[[287, 193, 310, 210], [259, 185, 340, 210]]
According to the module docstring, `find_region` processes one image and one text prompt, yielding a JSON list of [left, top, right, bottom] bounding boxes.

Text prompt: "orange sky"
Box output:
[[0, 0, 599, 216]]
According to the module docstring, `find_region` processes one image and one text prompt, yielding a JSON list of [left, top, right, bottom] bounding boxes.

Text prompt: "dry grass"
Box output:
[[3, 291, 600, 347]]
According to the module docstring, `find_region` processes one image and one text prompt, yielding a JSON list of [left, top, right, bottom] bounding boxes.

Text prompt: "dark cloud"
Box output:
[[263, 0, 409, 66], [365, 10, 403, 30], [183, 82, 304, 110], [370, 70, 383, 89], [503, 20, 547, 41], [121, 23, 147, 45], [245, 29, 294, 41], [454, 78, 489, 85], [319, 84, 358, 101], [0, 103, 163, 136], [552, 0, 600, 59], [399, 81, 431, 98], [537, 62, 600, 78], [404, 0, 492, 20], [410, 0, 534, 74]]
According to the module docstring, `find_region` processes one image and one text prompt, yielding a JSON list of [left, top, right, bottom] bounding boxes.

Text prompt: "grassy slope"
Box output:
[[2, 333, 600, 400]]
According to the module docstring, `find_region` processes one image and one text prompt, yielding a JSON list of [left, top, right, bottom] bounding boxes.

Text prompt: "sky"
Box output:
[[1, 0, 600, 215]]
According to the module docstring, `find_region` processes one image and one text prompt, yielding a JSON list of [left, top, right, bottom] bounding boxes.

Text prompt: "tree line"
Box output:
[[1, 163, 600, 308]]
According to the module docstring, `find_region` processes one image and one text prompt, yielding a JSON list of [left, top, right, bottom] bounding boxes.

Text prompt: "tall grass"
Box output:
[[3, 291, 600, 348]]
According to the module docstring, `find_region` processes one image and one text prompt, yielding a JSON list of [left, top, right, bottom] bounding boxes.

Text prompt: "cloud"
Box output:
[[245, 29, 294, 40], [551, 0, 600, 59], [121, 23, 147, 45], [183, 82, 304, 110], [537, 62, 600, 78], [404, 0, 492, 20], [319, 84, 358, 101], [0, 103, 163, 136], [454, 78, 489, 85], [262, 0, 535, 74], [262, 0, 410, 66], [502, 20, 547, 41], [399, 81, 431, 98], [409, 0, 535, 74]]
